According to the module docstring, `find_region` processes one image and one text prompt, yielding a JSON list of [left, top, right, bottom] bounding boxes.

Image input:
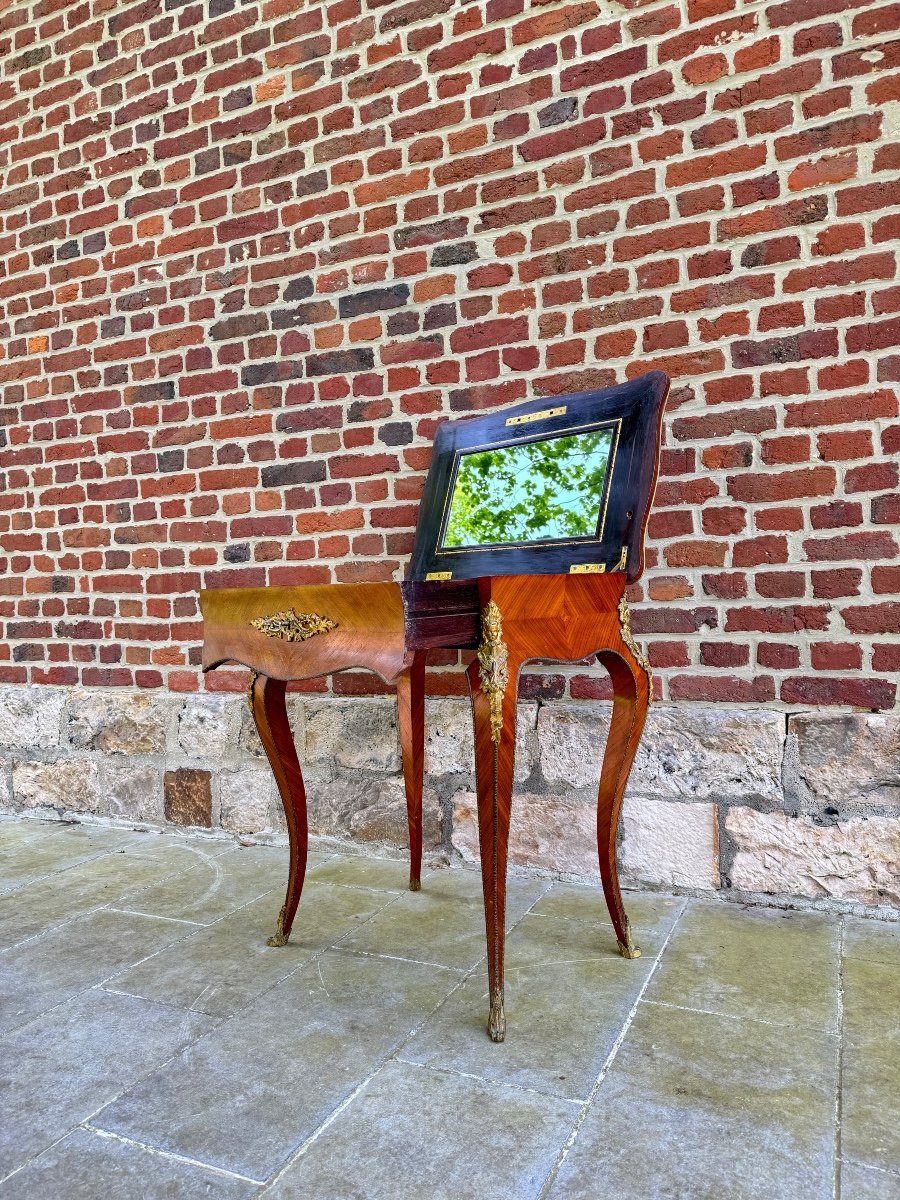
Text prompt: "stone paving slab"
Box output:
[[0, 823, 139, 892], [337, 870, 549, 970], [843, 914, 900, 968], [528, 881, 682, 930], [114, 844, 303, 926], [841, 956, 900, 1176], [0, 1129, 257, 1200], [0, 907, 194, 1037], [94, 950, 462, 1181], [545, 1005, 839, 1200], [0, 818, 64, 850], [0, 989, 216, 1179], [0, 840, 268, 952], [839, 1161, 900, 1200], [306, 853, 412, 892], [100, 830, 237, 861], [104, 883, 399, 1018], [643, 900, 841, 1032], [1, 816, 899, 1199], [0, 854, 176, 953], [262, 1058, 580, 1200]]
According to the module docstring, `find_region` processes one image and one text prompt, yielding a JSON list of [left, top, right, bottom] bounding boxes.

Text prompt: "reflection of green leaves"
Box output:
[[443, 429, 612, 548]]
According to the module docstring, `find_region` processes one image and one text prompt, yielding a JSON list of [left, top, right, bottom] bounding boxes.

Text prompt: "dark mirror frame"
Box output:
[[407, 370, 670, 585]]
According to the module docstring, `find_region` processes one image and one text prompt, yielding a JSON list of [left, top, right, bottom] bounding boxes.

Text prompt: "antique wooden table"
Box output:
[[201, 571, 650, 1038], [201, 371, 667, 1040]]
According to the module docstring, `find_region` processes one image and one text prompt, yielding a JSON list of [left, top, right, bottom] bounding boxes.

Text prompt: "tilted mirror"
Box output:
[[408, 371, 670, 583], [440, 425, 616, 550]]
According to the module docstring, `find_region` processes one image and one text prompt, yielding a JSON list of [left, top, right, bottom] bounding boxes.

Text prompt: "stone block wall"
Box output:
[[2, 684, 898, 917]]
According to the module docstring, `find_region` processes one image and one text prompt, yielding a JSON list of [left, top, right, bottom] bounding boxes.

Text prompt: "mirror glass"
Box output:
[[441, 427, 613, 549]]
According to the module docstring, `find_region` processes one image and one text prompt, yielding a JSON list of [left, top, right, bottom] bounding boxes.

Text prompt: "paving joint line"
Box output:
[[0, 1128, 84, 1189], [841, 1156, 900, 1181], [639, 997, 837, 1035], [833, 915, 846, 1200], [536, 898, 689, 1200], [329, 945, 472, 972], [524, 903, 676, 928], [392, 1056, 583, 1106], [80, 1123, 266, 1186], [105, 908, 207, 927], [93, 983, 228, 1020]]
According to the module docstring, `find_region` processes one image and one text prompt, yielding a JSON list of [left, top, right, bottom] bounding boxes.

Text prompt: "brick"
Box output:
[[727, 466, 835, 504], [164, 767, 212, 827], [846, 316, 900, 354], [804, 532, 898, 562], [758, 642, 800, 669], [519, 115, 608, 161], [560, 45, 647, 91], [783, 252, 896, 294], [306, 349, 375, 376], [810, 642, 862, 671], [846, 462, 899, 493], [512, 3, 598, 45], [810, 501, 864, 529], [669, 675, 776, 704], [785, 390, 898, 428], [843, 603, 900, 634], [755, 571, 806, 599], [338, 284, 410, 317], [449, 317, 529, 353], [427, 29, 505, 73], [781, 677, 896, 709], [733, 536, 790, 567], [776, 113, 882, 162], [811, 568, 863, 599], [261, 461, 326, 488], [209, 313, 269, 341], [873, 645, 900, 672], [667, 145, 768, 189], [731, 329, 838, 368], [788, 151, 858, 192], [872, 494, 900, 525]]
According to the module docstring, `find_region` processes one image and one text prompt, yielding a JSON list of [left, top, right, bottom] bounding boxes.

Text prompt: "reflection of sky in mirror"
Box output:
[[442, 428, 613, 548]]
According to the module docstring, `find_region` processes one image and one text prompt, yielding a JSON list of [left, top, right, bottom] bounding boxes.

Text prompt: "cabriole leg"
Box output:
[[248, 673, 308, 947], [397, 651, 426, 891], [466, 600, 517, 1043], [595, 650, 651, 960]]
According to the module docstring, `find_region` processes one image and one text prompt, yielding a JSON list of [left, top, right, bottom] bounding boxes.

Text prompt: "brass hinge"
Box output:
[[505, 405, 566, 427]]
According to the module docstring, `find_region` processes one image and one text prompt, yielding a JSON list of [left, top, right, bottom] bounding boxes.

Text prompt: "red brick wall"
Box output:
[[1, 0, 898, 709]]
